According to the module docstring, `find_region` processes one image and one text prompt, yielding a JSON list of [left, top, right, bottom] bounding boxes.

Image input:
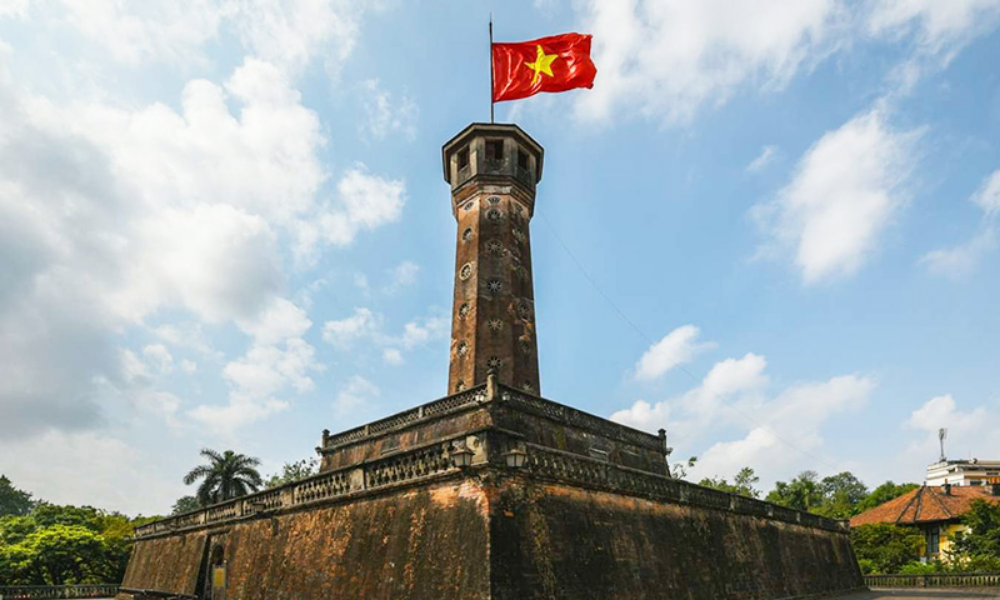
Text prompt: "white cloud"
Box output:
[[753, 108, 920, 284], [395, 315, 449, 349], [867, 0, 1000, 59], [922, 169, 1000, 277], [633, 325, 714, 381], [190, 297, 320, 432], [52, 0, 374, 71], [359, 78, 418, 141], [694, 374, 873, 479], [0, 0, 28, 19], [613, 352, 768, 435], [574, 0, 844, 123], [571, 1, 1000, 125], [382, 348, 404, 366], [905, 393, 998, 462], [746, 145, 778, 173], [322, 308, 447, 355], [323, 307, 381, 348], [0, 430, 186, 515], [385, 260, 420, 292], [0, 50, 403, 438], [58, 0, 229, 65], [613, 344, 872, 484], [335, 375, 379, 414], [142, 344, 175, 374]]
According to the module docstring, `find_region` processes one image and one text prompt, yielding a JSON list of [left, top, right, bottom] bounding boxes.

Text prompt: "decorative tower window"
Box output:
[[463, 201, 475, 212], [486, 140, 504, 161], [519, 338, 533, 354], [486, 240, 503, 255], [517, 300, 532, 318], [486, 279, 503, 294], [458, 303, 470, 318], [459, 262, 474, 281], [488, 196, 501, 205], [511, 227, 525, 242], [487, 319, 503, 332], [487, 356, 503, 370], [457, 341, 468, 356], [522, 381, 535, 393], [462, 227, 474, 242], [486, 208, 503, 222], [455, 380, 466, 392]]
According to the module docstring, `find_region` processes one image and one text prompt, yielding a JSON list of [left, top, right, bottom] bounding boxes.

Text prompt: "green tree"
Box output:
[[699, 467, 761, 498], [952, 498, 1000, 559], [766, 471, 824, 511], [855, 481, 919, 514], [183, 449, 263, 506], [171, 496, 201, 515], [815, 472, 869, 518], [265, 458, 319, 489], [850, 522, 924, 574], [670, 457, 697, 480], [0, 515, 38, 545], [0, 476, 33, 517], [21, 524, 116, 584], [31, 503, 102, 530]]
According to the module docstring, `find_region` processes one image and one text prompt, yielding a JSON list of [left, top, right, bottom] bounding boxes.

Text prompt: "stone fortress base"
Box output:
[[121, 380, 864, 600]]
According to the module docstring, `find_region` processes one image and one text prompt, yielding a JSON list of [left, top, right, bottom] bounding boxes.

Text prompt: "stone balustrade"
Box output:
[[321, 384, 664, 454], [135, 428, 846, 541]]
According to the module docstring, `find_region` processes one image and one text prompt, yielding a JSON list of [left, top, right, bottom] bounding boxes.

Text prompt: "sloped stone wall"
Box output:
[[123, 472, 862, 600], [490, 478, 864, 600], [124, 478, 490, 600], [121, 530, 207, 596]]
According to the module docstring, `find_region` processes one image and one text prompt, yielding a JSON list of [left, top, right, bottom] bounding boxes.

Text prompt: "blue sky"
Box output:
[[1, 0, 998, 515]]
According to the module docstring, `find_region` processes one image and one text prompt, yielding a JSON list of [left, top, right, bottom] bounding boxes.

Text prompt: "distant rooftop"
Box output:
[[851, 484, 1000, 527]]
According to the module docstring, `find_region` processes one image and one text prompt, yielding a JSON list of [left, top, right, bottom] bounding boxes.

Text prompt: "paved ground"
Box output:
[[845, 590, 1000, 599]]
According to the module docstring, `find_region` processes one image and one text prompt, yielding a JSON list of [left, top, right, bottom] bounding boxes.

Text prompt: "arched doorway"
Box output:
[[209, 544, 226, 600]]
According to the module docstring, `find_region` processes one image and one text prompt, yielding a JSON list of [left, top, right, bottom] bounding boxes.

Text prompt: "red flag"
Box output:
[[492, 33, 597, 103]]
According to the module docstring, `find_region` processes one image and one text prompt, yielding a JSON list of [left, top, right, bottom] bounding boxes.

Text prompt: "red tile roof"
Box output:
[[851, 485, 1000, 527]]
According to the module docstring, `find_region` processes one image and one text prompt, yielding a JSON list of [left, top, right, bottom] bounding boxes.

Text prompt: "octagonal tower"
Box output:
[[442, 123, 544, 396]]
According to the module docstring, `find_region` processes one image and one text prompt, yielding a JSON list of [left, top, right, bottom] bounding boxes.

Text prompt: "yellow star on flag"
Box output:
[[524, 44, 557, 85]]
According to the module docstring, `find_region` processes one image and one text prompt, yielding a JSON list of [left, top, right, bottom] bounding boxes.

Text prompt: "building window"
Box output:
[[455, 380, 466, 392], [457, 147, 469, 169], [486, 240, 503, 255], [487, 356, 503, 369], [517, 147, 529, 170], [487, 319, 503, 332], [486, 208, 503, 222], [462, 227, 474, 242], [459, 262, 474, 281], [457, 341, 468, 356], [927, 529, 940, 557], [488, 196, 501, 205], [486, 279, 503, 294], [486, 140, 503, 161], [458, 303, 470, 318]]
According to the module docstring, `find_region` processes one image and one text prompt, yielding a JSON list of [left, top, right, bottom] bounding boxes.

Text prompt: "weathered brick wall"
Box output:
[[490, 479, 864, 600], [123, 472, 862, 600], [125, 478, 491, 600], [121, 530, 207, 595]]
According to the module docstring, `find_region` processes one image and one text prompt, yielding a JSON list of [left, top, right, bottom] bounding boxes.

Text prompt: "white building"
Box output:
[[926, 458, 1000, 487]]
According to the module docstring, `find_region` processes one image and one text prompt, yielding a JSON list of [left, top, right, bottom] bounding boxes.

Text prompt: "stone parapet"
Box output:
[[134, 425, 845, 541]]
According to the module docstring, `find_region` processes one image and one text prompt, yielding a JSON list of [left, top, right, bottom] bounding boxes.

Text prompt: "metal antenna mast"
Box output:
[[939, 428, 948, 462]]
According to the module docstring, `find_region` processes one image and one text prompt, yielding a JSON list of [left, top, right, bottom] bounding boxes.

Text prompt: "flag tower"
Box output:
[[442, 123, 544, 396]]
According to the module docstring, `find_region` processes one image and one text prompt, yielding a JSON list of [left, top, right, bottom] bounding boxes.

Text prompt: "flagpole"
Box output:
[[489, 14, 495, 124]]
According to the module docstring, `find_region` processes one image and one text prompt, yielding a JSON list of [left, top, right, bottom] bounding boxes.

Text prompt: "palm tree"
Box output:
[[183, 449, 263, 506]]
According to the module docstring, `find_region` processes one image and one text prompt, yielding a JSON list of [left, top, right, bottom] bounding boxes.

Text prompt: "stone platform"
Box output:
[[120, 380, 864, 600]]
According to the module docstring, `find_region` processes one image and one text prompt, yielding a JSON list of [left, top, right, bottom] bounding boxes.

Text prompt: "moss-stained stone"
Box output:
[[490, 478, 863, 600], [124, 471, 862, 600]]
